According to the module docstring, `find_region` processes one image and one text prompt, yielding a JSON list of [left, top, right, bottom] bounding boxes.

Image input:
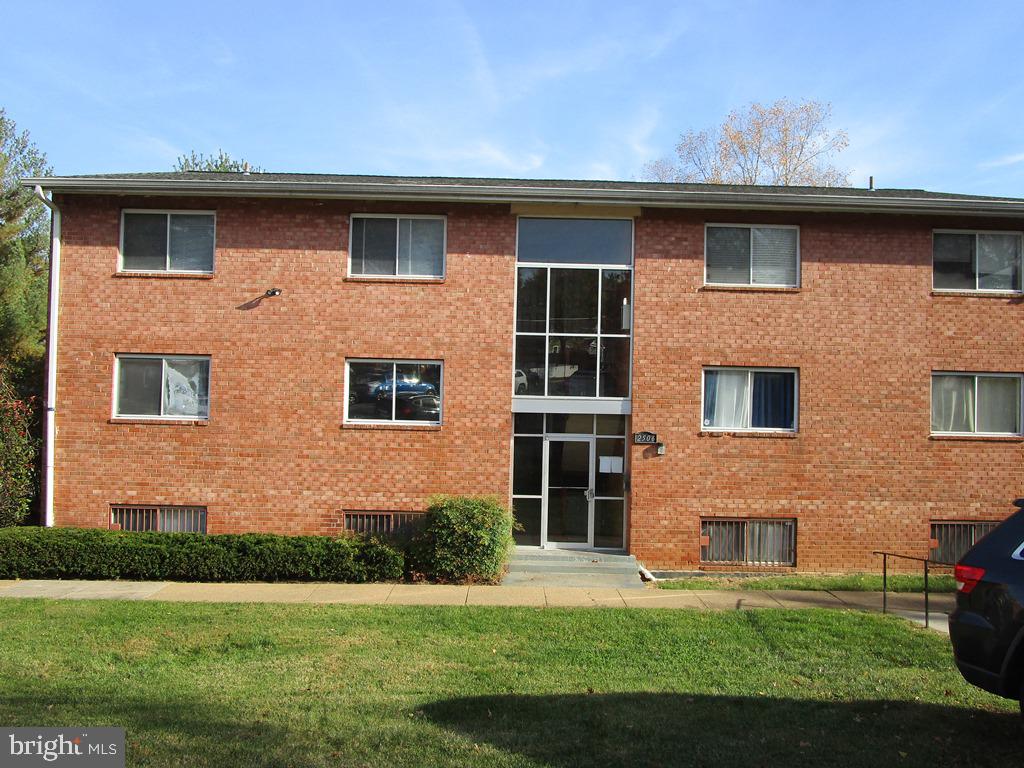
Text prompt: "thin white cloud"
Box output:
[[980, 151, 1024, 169]]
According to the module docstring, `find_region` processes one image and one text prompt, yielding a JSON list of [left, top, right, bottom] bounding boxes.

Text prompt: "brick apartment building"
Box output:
[[23, 172, 1024, 572]]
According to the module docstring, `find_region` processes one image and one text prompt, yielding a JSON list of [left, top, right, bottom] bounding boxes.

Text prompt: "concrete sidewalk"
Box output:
[[0, 579, 954, 630]]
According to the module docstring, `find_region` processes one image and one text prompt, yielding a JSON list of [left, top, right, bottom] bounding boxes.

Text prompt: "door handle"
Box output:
[[584, 489, 595, 502]]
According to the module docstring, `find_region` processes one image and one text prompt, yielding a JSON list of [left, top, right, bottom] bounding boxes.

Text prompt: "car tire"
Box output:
[[516, 383, 526, 394]]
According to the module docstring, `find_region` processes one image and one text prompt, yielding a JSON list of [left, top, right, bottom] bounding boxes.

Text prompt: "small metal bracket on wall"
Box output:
[[656, 442, 666, 456]]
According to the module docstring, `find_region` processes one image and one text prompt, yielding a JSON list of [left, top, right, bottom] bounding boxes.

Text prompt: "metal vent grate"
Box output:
[[930, 521, 998, 564], [701, 518, 796, 566], [343, 510, 425, 537], [111, 505, 207, 533]]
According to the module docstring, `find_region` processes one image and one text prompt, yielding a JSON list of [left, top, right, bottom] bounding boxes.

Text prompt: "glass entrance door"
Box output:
[[544, 437, 594, 547]]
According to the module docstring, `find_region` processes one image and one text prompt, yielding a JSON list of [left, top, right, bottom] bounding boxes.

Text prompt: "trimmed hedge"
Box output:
[[0, 526, 404, 583], [409, 495, 514, 583]]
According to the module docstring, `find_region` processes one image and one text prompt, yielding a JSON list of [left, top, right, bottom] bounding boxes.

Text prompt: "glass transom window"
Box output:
[[514, 218, 633, 399], [933, 231, 1023, 292], [346, 360, 442, 424], [115, 355, 210, 419], [931, 373, 1022, 435], [705, 224, 799, 287], [121, 211, 215, 273], [349, 215, 445, 278], [703, 367, 798, 431]]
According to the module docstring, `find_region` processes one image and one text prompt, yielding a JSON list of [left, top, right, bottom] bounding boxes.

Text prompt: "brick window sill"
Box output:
[[699, 285, 800, 294], [343, 276, 446, 285], [699, 431, 798, 439], [341, 422, 441, 432], [929, 434, 1024, 443], [930, 290, 1022, 299], [108, 418, 209, 426], [113, 272, 215, 280]]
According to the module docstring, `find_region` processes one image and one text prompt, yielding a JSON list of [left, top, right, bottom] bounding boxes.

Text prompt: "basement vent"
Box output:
[[701, 518, 796, 566], [111, 505, 207, 533], [930, 521, 998, 565], [343, 510, 425, 537]]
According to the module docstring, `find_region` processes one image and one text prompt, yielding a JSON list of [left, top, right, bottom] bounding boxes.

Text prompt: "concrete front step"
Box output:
[[504, 549, 644, 589], [506, 562, 640, 575]]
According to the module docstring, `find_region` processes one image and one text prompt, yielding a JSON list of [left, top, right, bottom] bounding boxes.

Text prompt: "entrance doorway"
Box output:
[[512, 413, 627, 550]]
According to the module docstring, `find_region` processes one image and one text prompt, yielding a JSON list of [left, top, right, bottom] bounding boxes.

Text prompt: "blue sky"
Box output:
[[4, 0, 1024, 194]]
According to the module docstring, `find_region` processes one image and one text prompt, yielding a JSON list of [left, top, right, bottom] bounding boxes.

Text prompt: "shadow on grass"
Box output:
[[421, 692, 1023, 768]]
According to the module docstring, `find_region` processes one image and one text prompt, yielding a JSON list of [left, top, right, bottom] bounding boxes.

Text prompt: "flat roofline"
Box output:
[[22, 175, 1024, 217]]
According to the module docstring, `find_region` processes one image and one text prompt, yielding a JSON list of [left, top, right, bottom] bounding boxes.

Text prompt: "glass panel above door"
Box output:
[[517, 218, 633, 265]]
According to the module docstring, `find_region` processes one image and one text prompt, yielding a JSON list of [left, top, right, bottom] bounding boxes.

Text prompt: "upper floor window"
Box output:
[[931, 372, 1022, 436], [115, 355, 210, 419], [349, 215, 445, 278], [933, 231, 1022, 293], [517, 218, 632, 265], [705, 224, 799, 287], [120, 211, 215, 273], [346, 360, 442, 424], [702, 367, 798, 432]]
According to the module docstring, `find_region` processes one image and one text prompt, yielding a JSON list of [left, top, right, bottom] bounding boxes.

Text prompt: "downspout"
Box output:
[[33, 186, 60, 527]]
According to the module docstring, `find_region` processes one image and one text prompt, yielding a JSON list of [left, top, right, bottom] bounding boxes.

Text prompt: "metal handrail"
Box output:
[[872, 550, 947, 629]]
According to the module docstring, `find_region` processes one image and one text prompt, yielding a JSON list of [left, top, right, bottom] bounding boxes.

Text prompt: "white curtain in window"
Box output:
[[977, 376, 1020, 434], [752, 227, 798, 286], [931, 375, 974, 433], [704, 370, 749, 428], [164, 359, 210, 418], [978, 234, 1021, 291]]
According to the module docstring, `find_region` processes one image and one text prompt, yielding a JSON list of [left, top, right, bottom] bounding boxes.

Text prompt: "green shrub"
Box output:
[[0, 367, 36, 528], [0, 527, 404, 583], [409, 495, 514, 583]]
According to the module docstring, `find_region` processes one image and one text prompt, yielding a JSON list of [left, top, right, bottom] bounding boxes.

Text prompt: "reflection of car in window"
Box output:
[[376, 392, 440, 420], [514, 369, 528, 394], [376, 374, 436, 397]]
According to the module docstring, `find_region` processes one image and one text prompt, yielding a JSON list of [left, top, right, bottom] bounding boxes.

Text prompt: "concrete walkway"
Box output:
[[0, 579, 954, 631]]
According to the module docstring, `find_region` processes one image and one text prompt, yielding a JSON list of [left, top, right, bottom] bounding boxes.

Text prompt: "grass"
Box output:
[[658, 573, 956, 592], [0, 600, 1018, 767]]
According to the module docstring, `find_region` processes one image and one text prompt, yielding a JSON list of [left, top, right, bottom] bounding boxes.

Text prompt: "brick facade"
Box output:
[[51, 192, 1024, 570]]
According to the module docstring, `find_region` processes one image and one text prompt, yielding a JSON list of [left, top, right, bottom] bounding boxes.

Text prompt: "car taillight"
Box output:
[[955, 564, 986, 594]]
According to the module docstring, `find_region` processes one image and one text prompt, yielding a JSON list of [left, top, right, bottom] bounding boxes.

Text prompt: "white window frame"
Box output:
[[513, 215, 635, 403], [343, 358, 443, 425], [119, 210, 216, 274], [700, 366, 799, 433], [931, 229, 1024, 294], [347, 214, 447, 279], [112, 354, 212, 420], [930, 371, 1023, 436], [704, 223, 801, 288]]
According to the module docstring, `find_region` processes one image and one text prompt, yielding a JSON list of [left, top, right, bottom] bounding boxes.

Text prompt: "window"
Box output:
[[701, 518, 796, 566], [121, 211, 215, 273], [346, 360, 442, 423], [933, 231, 1023, 292], [343, 511, 426, 537], [514, 218, 633, 398], [705, 224, 799, 287], [111, 505, 207, 533], [930, 521, 998, 564], [115, 355, 210, 419], [702, 368, 797, 431], [931, 373, 1022, 435], [349, 215, 445, 277]]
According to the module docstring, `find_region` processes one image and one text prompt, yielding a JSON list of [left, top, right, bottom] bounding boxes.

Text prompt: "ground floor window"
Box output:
[[702, 367, 797, 432], [930, 520, 998, 564], [115, 355, 210, 419], [931, 372, 1022, 435], [346, 360, 442, 424], [111, 505, 207, 533], [700, 518, 796, 566]]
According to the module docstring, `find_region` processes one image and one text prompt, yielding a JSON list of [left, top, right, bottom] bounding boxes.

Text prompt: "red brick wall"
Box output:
[[630, 208, 1024, 570], [53, 195, 1024, 571], [53, 195, 515, 534]]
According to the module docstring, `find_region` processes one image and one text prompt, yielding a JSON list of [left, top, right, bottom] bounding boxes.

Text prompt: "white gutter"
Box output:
[[33, 185, 59, 527]]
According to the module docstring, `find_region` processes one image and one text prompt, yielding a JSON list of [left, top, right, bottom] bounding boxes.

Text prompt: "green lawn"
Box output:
[[0, 600, 1018, 767], [659, 573, 956, 592]]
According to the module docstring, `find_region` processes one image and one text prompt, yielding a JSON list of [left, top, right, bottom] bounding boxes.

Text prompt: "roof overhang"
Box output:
[[22, 176, 1024, 218]]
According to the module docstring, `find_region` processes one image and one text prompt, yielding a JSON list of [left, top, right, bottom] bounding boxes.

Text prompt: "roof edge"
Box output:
[[22, 176, 1024, 217]]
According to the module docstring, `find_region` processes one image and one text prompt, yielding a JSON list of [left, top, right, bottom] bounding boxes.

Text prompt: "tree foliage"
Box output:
[[643, 99, 850, 187], [0, 366, 36, 527], [174, 149, 262, 173], [0, 109, 51, 368]]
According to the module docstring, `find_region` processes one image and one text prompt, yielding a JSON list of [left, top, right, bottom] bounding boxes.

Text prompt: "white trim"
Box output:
[[929, 371, 1024, 437], [118, 209, 216, 274], [37, 189, 60, 527], [931, 229, 1024, 294], [343, 358, 443, 425], [700, 366, 799, 433], [347, 214, 447, 279], [512, 397, 631, 415], [704, 223, 801, 288], [112, 354, 211, 420]]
